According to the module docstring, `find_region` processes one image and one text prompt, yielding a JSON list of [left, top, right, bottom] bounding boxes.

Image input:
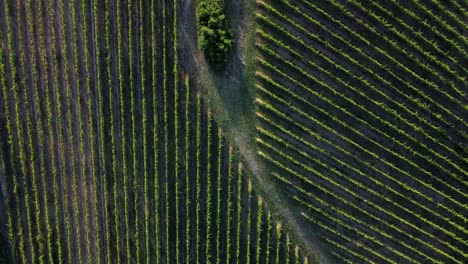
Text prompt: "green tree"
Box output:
[[198, 0, 234, 72]]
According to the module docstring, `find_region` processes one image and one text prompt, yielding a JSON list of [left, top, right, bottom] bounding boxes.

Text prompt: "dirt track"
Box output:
[[179, 1, 329, 262]]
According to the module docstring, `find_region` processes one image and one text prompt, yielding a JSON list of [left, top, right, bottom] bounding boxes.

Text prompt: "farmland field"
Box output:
[[0, 0, 309, 263], [0, 0, 467, 263], [256, 0, 467, 263]]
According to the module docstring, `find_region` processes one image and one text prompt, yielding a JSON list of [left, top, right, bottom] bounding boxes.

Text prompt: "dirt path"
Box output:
[[179, 1, 330, 263]]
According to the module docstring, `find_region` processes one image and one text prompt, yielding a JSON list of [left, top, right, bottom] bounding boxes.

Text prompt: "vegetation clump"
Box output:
[[197, 0, 234, 72]]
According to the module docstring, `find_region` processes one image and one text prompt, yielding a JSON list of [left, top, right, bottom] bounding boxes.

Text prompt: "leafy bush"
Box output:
[[198, 0, 234, 72]]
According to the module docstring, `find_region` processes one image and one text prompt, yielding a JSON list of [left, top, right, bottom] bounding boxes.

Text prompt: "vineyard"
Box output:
[[0, 0, 309, 263], [0, 0, 467, 263], [256, 0, 467, 263]]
